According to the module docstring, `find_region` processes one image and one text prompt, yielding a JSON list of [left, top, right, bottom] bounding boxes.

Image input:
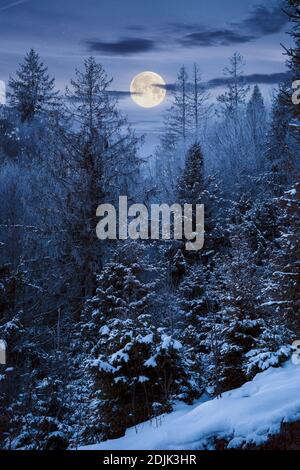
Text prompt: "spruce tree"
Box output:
[[154, 66, 191, 200], [190, 63, 211, 141], [247, 85, 265, 122], [266, 86, 297, 194], [9, 49, 58, 122], [77, 242, 190, 442], [285, 1, 300, 140], [58, 57, 140, 310], [246, 85, 267, 172], [263, 184, 300, 335], [176, 141, 227, 260], [217, 53, 250, 115], [164, 65, 190, 146], [177, 142, 204, 204], [212, 237, 261, 393], [266, 1, 300, 192]]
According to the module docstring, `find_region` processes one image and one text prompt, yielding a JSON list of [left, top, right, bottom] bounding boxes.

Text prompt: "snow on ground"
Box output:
[[80, 361, 300, 450]]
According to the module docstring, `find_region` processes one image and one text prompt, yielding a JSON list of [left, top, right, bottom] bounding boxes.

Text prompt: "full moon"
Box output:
[[130, 71, 166, 108]]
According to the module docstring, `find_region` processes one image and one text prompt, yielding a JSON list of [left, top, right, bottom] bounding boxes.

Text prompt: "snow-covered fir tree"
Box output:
[[76, 242, 192, 442]]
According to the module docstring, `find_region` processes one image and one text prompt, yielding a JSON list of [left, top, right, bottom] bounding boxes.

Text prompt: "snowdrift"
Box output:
[[80, 361, 300, 450]]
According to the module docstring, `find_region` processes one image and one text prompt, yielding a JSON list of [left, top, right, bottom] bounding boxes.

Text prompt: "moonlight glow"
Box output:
[[130, 71, 166, 108]]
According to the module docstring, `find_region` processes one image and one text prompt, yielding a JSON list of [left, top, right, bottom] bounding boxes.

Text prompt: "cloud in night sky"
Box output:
[[84, 2, 289, 56], [0, 0, 291, 156], [0, 0, 28, 13], [233, 3, 288, 36], [180, 29, 256, 47], [108, 90, 141, 99], [157, 72, 290, 93], [178, 2, 288, 48], [85, 37, 156, 55], [108, 90, 132, 97], [206, 71, 290, 88], [126, 25, 147, 32]]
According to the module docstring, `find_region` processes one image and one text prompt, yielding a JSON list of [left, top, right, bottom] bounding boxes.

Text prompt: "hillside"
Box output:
[[81, 361, 300, 450]]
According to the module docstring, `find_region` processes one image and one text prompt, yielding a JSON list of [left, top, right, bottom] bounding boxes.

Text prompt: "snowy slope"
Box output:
[[80, 361, 300, 450]]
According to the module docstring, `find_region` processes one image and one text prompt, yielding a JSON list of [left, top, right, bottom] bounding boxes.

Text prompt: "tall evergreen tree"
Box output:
[[217, 53, 250, 115], [266, 85, 297, 195], [164, 65, 190, 146], [76, 242, 190, 442], [263, 184, 300, 335], [9, 49, 58, 122], [285, 0, 300, 140], [57, 57, 140, 311], [177, 141, 227, 260], [177, 142, 204, 204], [247, 85, 267, 172], [190, 63, 211, 141], [266, 0, 300, 193]]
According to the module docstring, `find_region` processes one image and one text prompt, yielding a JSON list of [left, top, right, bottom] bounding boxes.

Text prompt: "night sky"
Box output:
[[0, 0, 292, 154]]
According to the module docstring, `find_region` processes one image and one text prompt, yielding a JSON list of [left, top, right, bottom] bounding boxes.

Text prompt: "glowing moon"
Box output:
[[130, 71, 166, 108]]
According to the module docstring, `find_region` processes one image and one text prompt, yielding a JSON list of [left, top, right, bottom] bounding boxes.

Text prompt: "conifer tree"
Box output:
[[154, 66, 191, 200], [246, 85, 267, 172], [263, 184, 300, 335], [217, 53, 249, 115], [285, 0, 300, 140], [176, 141, 227, 260], [247, 85, 265, 122], [266, 86, 297, 195], [266, 0, 300, 192], [177, 142, 204, 204], [9, 49, 58, 122], [212, 237, 261, 392], [58, 57, 140, 308], [190, 63, 211, 141], [77, 242, 190, 442], [163, 65, 190, 146]]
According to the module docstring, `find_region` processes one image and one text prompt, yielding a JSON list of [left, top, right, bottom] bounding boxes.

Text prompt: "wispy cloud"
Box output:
[[206, 72, 290, 88], [176, 2, 288, 48], [83, 3, 288, 56], [85, 37, 156, 55], [157, 72, 290, 92], [0, 0, 28, 13], [232, 3, 288, 36], [126, 25, 147, 32], [108, 90, 140, 98], [180, 29, 256, 47]]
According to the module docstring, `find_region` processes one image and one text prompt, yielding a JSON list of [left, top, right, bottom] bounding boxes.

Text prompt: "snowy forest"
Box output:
[[0, 0, 299, 451]]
